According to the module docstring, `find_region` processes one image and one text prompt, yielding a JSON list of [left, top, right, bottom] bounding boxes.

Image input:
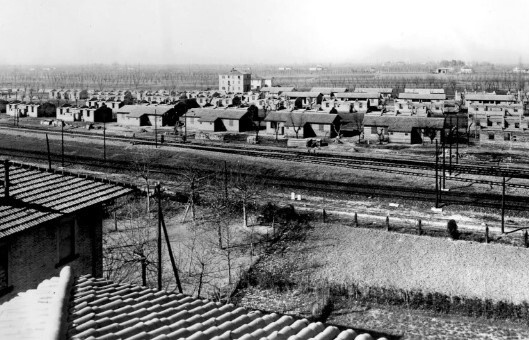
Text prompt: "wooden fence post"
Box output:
[[386, 216, 390, 231], [354, 212, 358, 227]]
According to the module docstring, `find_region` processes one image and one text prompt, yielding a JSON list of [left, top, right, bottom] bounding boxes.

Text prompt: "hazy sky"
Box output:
[[1, 0, 528, 65]]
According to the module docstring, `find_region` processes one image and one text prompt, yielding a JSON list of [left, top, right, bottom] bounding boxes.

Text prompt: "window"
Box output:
[[371, 127, 378, 133], [404, 133, 409, 136], [515, 122, 520, 128], [319, 124, 324, 131], [514, 108, 519, 112], [488, 132, 495, 140], [228, 120, 234, 127], [87, 111, 90, 117], [57, 218, 76, 266], [504, 133, 511, 141]]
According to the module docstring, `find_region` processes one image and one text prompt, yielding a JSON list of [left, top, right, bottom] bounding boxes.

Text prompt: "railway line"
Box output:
[[0, 141, 529, 211], [2, 124, 529, 190]]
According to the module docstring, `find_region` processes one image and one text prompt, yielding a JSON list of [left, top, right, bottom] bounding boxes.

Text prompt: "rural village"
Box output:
[[2, 1, 529, 340]]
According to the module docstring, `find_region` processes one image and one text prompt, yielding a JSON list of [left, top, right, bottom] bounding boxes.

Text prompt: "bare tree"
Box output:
[[287, 112, 306, 139]]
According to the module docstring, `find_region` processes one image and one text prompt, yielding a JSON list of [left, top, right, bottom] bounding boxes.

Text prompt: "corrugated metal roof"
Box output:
[[363, 116, 445, 132], [282, 92, 322, 98], [188, 108, 250, 122], [465, 94, 516, 101], [260, 87, 295, 94], [398, 93, 446, 100], [265, 111, 339, 125], [0, 162, 134, 239], [310, 87, 347, 94], [116, 105, 174, 118], [334, 92, 380, 100]]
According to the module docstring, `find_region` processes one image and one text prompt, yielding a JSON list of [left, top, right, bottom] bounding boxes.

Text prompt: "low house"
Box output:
[[260, 87, 295, 96], [264, 111, 340, 138], [0, 161, 133, 298], [56, 104, 81, 122], [363, 115, 445, 144], [251, 75, 273, 90], [282, 92, 323, 109], [0, 266, 377, 340], [310, 87, 348, 95], [6, 101, 22, 117], [79, 106, 98, 122], [334, 93, 381, 112], [396, 93, 446, 115], [116, 105, 176, 127], [25, 104, 41, 118], [183, 108, 254, 132], [354, 87, 393, 99]]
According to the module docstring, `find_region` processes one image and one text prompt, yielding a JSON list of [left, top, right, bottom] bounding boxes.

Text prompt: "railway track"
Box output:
[[0, 143, 528, 211], [3, 124, 528, 189]]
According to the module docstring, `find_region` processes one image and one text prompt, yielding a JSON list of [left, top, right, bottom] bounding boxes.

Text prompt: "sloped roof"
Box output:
[[398, 93, 446, 100], [116, 105, 174, 118], [260, 87, 295, 94], [188, 108, 250, 122], [465, 94, 516, 101], [282, 92, 322, 98], [353, 88, 393, 93], [0, 161, 134, 239], [0, 267, 379, 340], [363, 116, 445, 132], [310, 87, 347, 94], [265, 111, 339, 125], [334, 93, 380, 100]]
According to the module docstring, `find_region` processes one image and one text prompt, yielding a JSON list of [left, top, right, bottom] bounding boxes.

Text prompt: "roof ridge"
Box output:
[[48, 266, 74, 340]]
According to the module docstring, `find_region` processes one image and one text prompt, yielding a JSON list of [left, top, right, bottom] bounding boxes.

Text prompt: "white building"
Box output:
[[219, 68, 251, 93]]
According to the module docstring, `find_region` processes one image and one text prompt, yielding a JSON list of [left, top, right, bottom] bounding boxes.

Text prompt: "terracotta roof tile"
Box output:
[[0, 162, 134, 239], [1, 267, 386, 340]]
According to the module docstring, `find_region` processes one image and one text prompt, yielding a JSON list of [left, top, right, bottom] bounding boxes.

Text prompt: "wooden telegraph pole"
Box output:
[[46, 134, 52, 170], [435, 139, 439, 207], [157, 183, 162, 290], [501, 176, 506, 234], [442, 129, 446, 189], [154, 109, 158, 148], [61, 122, 64, 168], [456, 116, 459, 164]]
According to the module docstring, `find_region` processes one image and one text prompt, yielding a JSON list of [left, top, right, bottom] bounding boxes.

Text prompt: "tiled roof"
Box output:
[[68, 273, 378, 340], [310, 88, 347, 95], [1, 267, 383, 340], [0, 162, 134, 239], [116, 105, 175, 118], [0, 266, 73, 340]]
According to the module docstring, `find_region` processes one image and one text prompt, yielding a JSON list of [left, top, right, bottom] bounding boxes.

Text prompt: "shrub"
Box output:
[[447, 219, 459, 240]]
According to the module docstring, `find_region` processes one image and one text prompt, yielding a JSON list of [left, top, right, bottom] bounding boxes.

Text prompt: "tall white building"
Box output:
[[219, 68, 251, 93]]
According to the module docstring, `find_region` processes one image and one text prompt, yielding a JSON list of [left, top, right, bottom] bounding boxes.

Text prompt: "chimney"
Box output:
[[4, 160, 9, 199]]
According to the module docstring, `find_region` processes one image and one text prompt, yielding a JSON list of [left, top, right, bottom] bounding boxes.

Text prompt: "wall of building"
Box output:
[[388, 131, 412, 143], [117, 114, 141, 127], [5, 205, 103, 295]]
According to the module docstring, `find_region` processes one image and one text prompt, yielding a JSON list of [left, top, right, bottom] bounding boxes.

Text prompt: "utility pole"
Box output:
[[456, 115, 459, 164], [224, 161, 228, 201], [183, 112, 187, 143], [61, 121, 64, 168], [103, 114, 106, 161], [449, 123, 453, 176], [442, 129, 446, 189], [46, 134, 51, 170], [435, 140, 439, 207], [157, 183, 162, 290], [154, 109, 158, 148], [501, 176, 506, 234]]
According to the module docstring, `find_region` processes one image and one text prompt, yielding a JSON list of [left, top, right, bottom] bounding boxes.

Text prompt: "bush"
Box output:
[[447, 219, 459, 240]]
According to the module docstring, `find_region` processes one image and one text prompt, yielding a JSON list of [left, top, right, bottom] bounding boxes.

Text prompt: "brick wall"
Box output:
[[5, 204, 103, 294]]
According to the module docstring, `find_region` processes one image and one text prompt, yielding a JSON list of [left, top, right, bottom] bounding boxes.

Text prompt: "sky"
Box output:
[[0, 0, 528, 65]]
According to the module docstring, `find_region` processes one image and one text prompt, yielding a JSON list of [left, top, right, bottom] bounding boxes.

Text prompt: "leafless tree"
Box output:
[[287, 112, 306, 139]]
